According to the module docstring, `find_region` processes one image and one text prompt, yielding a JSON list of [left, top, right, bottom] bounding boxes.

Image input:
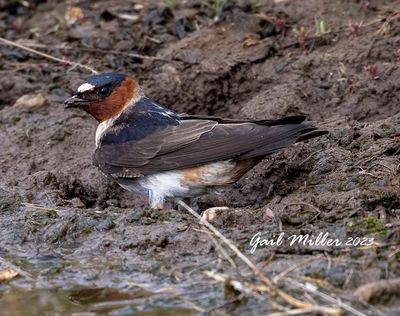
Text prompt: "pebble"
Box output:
[[96, 218, 116, 231], [14, 94, 48, 111]]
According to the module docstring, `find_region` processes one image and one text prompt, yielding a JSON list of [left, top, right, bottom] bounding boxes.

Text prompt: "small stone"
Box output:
[[116, 13, 140, 22], [50, 129, 68, 141], [96, 218, 115, 231], [0, 269, 19, 282], [317, 161, 335, 174], [133, 4, 144, 11], [106, 199, 119, 207], [275, 62, 287, 73], [70, 197, 85, 208], [14, 94, 48, 110], [126, 210, 144, 223], [45, 222, 69, 243], [65, 6, 84, 26]]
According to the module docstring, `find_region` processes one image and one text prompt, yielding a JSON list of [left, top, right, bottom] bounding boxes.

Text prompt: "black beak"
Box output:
[[64, 95, 89, 108]]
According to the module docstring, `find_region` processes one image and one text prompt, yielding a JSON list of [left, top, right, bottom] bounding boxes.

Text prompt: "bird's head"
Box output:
[[64, 72, 139, 122]]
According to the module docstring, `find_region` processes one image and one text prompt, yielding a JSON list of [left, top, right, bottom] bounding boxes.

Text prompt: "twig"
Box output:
[[177, 200, 278, 288], [299, 149, 324, 166], [178, 298, 207, 313], [0, 36, 98, 74], [207, 270, 342, 315], [388, 247, 400, 259], [192, 227, 236, 268], [287, 279, 367, 316], [204, 270, 264, 299], [16, 41, 169, 62], [176, 199, 342, 314], [343, 268, 354, 288], [268, 308, 335, 316], [22, 202, 60, 211]]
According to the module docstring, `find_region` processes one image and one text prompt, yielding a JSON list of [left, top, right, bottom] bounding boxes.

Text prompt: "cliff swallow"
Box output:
[[64, 73, 327, 210]]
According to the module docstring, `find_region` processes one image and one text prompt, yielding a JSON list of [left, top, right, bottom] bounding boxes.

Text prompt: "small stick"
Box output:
[[192, 227, 236, 268], [176, 199, 341, 313], [299, 149, 324, 166], [0, 36, 98, 74], [17, 41, 169, 62], [176, 199, 275, 288], [288, 279, 367, 316]]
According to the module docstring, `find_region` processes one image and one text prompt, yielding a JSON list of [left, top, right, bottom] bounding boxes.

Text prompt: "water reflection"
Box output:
[[0, 287, 198, 316]]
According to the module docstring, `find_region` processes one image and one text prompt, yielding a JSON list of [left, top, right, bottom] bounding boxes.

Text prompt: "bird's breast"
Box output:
[[95, 117, 116, 147]]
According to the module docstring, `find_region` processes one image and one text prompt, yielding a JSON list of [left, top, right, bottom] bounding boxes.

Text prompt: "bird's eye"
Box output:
[[99, 86, 110, 96]]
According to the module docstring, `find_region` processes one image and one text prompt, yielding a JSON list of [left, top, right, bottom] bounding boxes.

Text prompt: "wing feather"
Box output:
[[94, 117, 316, 177]]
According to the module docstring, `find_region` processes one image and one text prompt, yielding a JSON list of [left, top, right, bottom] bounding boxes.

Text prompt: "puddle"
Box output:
[[0, 252, 217, 315], [0, 287, 198, 316]]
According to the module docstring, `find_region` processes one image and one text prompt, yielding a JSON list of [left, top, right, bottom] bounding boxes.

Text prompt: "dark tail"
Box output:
[[254, 115, 327, 142], [259, 115, 328, 142], [296, 128, 328, 142], [237, 117, 328, 160]]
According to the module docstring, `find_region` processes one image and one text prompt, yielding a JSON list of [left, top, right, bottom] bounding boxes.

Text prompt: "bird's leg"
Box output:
[[148, 190, 165, 211]]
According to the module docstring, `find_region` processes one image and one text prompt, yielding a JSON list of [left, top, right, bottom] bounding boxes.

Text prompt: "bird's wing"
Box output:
[[94, 116, 317, 177], [94, 119, 217, 177]]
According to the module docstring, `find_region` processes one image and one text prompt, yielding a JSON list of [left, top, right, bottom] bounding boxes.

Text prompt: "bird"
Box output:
[[64, 72, 327, 210]]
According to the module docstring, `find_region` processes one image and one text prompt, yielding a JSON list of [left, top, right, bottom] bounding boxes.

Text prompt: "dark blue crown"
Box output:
[[86, 73, 126, 88]]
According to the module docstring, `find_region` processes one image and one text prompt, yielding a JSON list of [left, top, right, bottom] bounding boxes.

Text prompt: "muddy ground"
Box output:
[[0, 0, 399, 315]]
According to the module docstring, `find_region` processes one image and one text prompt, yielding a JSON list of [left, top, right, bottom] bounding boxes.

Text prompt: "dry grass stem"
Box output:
[[176, 199, 343, 314], [16, 40, 169, 62], [0, 36, 98, 74]]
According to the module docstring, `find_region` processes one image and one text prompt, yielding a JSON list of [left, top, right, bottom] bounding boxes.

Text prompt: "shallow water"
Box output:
[[0, 287, 198, 316], [0, 252, 213, 316]]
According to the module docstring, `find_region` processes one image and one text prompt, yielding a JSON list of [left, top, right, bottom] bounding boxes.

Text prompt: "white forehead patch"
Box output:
[[77, 83, 95, 93]]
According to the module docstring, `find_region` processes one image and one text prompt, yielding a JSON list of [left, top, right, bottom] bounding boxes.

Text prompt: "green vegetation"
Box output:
[[315, 17, 329, 36], [164, 0, 175, 9], [345, 215, 387, 238]]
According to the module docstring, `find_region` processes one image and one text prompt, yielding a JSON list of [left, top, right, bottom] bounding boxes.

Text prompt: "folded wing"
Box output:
[[94, 114, 323, 178]]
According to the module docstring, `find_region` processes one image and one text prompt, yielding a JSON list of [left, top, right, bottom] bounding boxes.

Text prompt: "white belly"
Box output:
[[118, 170, 192, 210], [118, 160, 239, 210]]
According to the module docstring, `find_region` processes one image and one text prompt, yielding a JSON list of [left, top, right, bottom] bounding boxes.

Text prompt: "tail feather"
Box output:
[[296, 128, 328, 142], [237, 121, 327, 160], [258, 115, 307, 126]]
